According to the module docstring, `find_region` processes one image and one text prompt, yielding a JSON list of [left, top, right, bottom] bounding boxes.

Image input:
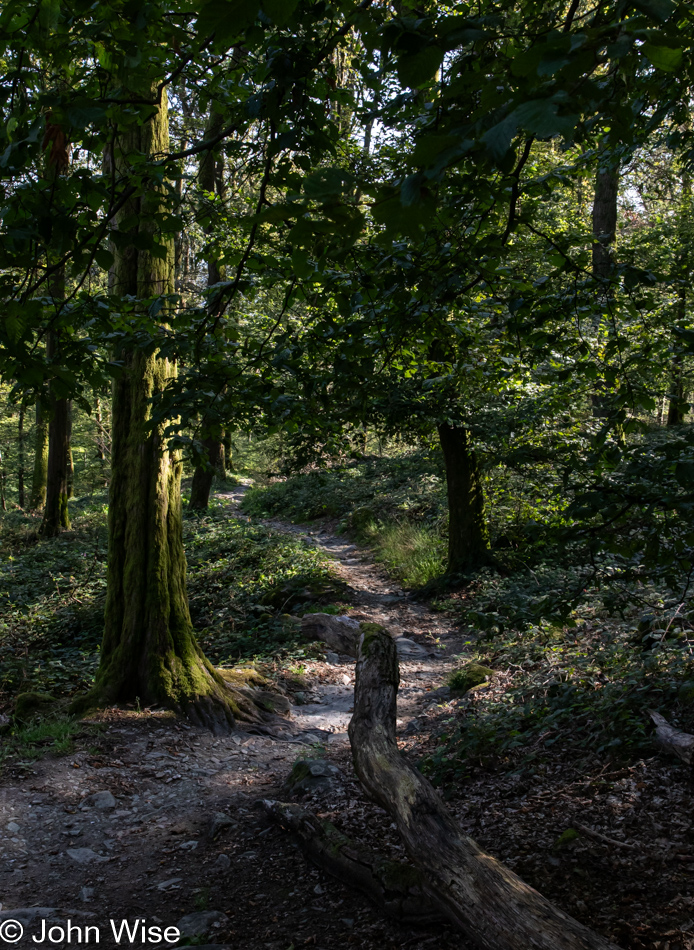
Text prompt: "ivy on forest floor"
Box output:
[[0, 496, 343, 710], [425, 603, 694, 782]]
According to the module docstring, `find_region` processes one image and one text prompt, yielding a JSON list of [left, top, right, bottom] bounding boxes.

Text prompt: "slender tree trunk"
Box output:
[[668, 166, 691, 426], [17, 401, 26, 509], [40, 332, 71, 537], [591, 165, 619, 283], [188, 104, 226, 511], [222, 430, 232, 474], [0, 450, 6, 512], [83, 86, 246, 732], [189, 438, 223, 511], [438, 423, 489, 574], [591, 159, 619, 419], [30, 400, 49, 509], [66, 400, 74, 498]]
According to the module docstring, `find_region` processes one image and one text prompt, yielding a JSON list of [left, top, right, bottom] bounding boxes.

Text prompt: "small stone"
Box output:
[[179, 840, 198, 851], [213, 854, 231, 872], [157, 877, 182, 890], [87, 791, 117, 810], [324, 652, 340, 665], [313, 884, 324, 895], [341, 919, 354, 928], [79, 887, 95, 902], [209, 813, 236, 840], [395, 638, 429, 658], [66, 848, 109, 865], [6, 822, 20, 833], [174, 910, 228, 941]]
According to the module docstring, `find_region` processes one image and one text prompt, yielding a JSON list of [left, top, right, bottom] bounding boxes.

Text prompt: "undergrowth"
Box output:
[[242, 451, 448, 586], [0, 495, 342, 714], [425, 599, 694, 782]]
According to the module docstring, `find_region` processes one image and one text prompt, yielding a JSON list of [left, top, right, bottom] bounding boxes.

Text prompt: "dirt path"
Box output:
[[0, 491, 467, 950]]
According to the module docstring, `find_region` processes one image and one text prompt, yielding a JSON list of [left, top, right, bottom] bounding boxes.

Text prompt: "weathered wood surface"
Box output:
[[649, 709, 694, 766], [348, 627, 618, 950], [262, 800, 442, 923]]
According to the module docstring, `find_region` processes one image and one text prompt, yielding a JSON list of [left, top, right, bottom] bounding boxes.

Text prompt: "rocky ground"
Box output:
[[1, 491, 694, 950]]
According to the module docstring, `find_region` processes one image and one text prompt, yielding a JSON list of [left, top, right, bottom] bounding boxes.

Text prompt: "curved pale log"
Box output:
[[649, 709, 694, 766], [262, 800, 442, 924], [348, 627, 618, 950]]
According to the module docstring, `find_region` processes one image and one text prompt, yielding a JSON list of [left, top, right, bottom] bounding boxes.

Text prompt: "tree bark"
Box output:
[[262, 800, 442, 924], [591, 159, 619, 419], [437, 423, 489, 573], [30, 401, 49, 509], [667, 165, 691, 426], [348, 626, 617, 950], [188, 104, 227, 511], [591, 165, 619, 283], [189, 437, 222, 511], [66, 400, 74, 498], [40, 333, 71, 537], [17, 400, 26, 509], [82, 85, 251, 733]]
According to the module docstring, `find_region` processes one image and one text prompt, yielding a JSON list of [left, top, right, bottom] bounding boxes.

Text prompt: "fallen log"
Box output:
[[348, 626, 618, 950], [262, 800, 442, 924], [648, 709, 694, 766]]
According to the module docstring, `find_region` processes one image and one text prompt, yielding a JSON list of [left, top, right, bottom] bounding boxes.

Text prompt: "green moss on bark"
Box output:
[[83, 86, 252, 734]]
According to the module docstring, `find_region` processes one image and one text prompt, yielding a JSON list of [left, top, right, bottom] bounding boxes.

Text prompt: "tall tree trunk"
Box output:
[[591, 165, 619, 283], [222, 430, 232, 475], [188, 104, 226, 512], [17, 401, 26, 509], [438, 423, 489, 574], [189, 438, 222, 511], [668, 165, 691, 426], [83, 86, 244, 733], [40, 332, 71, 537], [30, 400, 49, 509], [66, 400, 74, 498], [591, 158, 619, 420]]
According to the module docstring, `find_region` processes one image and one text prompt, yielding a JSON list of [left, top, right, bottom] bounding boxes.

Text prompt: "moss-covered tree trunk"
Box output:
[[30, 400, 48, 509], [66, 400, 74, 498], [222, 430, 232, 475], [190, 438, 223, 511], [189, 105, 226, 511], [40, 332, 71, 537], [87, 88, 247, 733], [668, 165, 691, 426], [17, 400, 26, 509], [438, 423, 489, 574]]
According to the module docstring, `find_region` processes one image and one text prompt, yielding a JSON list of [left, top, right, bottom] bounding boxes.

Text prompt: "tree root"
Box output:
[[348, 626, 618, 950], [262, 800, 442, 924]]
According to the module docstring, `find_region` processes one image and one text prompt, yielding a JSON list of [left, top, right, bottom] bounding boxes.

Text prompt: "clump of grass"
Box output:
[[363, 521, 446, 588], [0, 716, 81, 765]]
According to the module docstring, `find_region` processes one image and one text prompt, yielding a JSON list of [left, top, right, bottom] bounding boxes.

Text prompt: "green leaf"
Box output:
[[631, 0, 675, 22], [94, 248, 114, 271], [397, 46, 444, 88], [197, 0, 260, 43], [642, 42, 683, 71], [303, 168, 353, 200], [291, 248, 313, 280], [39, 0, 59, 31], [261, 0, 298, 25], [512, 99, 577, 138]]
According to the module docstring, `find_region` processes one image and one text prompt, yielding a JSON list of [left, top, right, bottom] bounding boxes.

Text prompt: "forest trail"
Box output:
[[0, 489, 467, 950]]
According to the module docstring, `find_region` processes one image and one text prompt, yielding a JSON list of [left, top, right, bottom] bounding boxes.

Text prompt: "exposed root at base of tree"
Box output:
[[262, 800, 442, 925], [348, 626, 618, 950], [70, 661, 286, 736]]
